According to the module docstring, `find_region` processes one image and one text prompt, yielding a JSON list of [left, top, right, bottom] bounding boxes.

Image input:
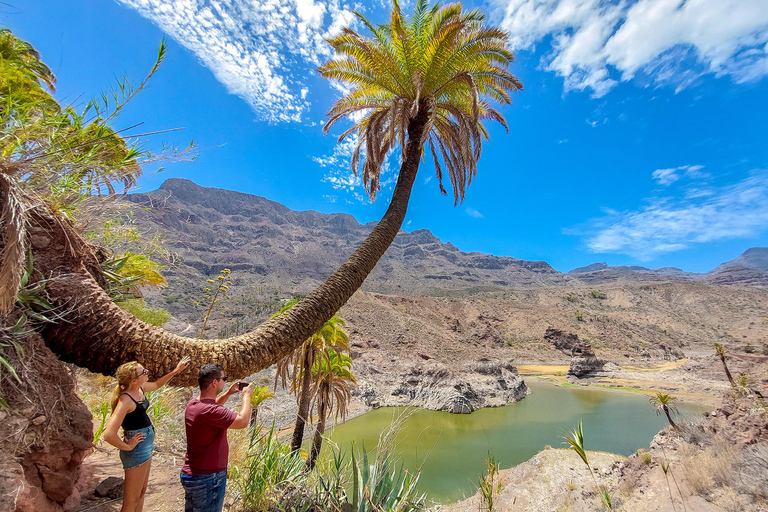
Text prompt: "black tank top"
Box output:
[[121, 390, 152, 430]]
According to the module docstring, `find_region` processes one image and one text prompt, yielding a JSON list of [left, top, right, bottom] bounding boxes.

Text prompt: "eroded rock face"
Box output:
[[0, 332, 93, 512], [567, 342, 606, 378], [354, 359, 529, 413], [544, 328, 580, 355]]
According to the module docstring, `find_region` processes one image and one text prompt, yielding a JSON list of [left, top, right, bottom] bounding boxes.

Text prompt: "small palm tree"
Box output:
[[274, 301, 350, 452], [650, 392, 679, 430], [713, 343, 735, 387], [306, 348, 356, 470]]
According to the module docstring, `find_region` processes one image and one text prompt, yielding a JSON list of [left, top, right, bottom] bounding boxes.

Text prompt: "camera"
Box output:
[[237, 381, 248, 391]]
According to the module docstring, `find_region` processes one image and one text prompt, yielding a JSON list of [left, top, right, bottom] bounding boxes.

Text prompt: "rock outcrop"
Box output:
[[543, 328, 580, 355], [567, 342, 606, 378], [354, 359, 529, 413], [0, 333, 93, 512]]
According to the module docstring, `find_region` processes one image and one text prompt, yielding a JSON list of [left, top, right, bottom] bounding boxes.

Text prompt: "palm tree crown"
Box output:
[[319, 0, 522, 204]]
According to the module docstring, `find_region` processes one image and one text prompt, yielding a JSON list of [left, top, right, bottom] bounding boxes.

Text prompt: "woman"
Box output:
[[103, 357, 190, 512]]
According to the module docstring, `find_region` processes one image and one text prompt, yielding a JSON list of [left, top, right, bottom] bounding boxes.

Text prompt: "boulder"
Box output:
[[94, 477, 124, 499]]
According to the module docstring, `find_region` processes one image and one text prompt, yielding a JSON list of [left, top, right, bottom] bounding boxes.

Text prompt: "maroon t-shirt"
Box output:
[[181, 398, 237, 475]]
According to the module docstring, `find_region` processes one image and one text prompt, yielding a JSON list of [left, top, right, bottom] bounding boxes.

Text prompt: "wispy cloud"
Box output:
[[573, 169, 768, 259], [117, 0, 354, 123], [652, 164, 705, 186], [491, 0, 768, 96], [466, 207, 484, 219], [314, 134, 401, 203]]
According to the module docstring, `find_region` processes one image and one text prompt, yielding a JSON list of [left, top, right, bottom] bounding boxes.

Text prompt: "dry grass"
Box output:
[[680, 440, 738, 496]]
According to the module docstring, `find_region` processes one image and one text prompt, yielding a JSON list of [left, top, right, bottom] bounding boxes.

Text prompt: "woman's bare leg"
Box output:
[[137, 459, 152, 512], [121, 460, 152, 512]]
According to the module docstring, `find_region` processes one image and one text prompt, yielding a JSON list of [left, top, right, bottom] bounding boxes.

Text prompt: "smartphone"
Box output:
[[237, 381, 248, 391]]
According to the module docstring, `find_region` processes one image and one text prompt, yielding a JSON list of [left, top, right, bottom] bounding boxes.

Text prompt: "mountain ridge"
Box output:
[[128, 178, 767, 289]]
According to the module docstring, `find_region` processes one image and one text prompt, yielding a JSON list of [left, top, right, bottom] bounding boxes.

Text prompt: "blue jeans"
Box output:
[[180, 471, 227, 512]]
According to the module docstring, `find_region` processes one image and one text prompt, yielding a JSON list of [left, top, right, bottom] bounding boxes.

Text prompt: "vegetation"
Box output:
[[714, 343, 735, 387], [563, 421, 613, 510], [196, 268, 233, 337], [649, 392, 679, 430], [115, 298, 171, 327], [274, 301, 351, 453], [228, 419, 428, 512], [589, 290, 607, 300], [478, 454, 503, 512], [307, 348, 356, 470]]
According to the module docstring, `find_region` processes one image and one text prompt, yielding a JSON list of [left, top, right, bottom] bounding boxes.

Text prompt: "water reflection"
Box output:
[[325, 381, 710, 504]]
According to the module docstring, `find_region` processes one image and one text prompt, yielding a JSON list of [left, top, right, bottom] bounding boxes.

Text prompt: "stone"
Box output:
[[94, 477, 124, 499]]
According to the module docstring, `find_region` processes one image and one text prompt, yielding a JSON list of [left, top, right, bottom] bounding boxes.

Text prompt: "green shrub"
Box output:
[[563, 293, 578, 302], [116, 298, 171, 327], [574, 310, 584, 322], [589, 290, 607, 300]]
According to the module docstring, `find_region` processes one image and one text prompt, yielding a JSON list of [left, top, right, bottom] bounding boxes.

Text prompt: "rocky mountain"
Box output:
[[129, 179, 768, 294], [126, 178, 571, 300], [714, 247, 768, 273]]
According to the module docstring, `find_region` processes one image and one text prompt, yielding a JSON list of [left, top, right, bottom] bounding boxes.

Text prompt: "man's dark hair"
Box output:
[[198, 363, 224, 390]]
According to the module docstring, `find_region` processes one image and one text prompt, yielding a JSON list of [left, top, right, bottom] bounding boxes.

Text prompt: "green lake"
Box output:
[[322, 381, 711, 504]]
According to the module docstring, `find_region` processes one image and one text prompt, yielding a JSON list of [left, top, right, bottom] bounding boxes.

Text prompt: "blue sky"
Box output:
[[5, 0, 768, 273]]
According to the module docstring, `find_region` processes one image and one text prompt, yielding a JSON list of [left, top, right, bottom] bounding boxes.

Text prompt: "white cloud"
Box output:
[[117, 0, 354, 123], [492, 0, 768, 96], [576, 169, 768, 259], [652, 164, 706, 185], [466, 207, 485, 219]]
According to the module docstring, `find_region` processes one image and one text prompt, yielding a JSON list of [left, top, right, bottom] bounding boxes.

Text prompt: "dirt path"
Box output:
[[75, 446, 185, 512]]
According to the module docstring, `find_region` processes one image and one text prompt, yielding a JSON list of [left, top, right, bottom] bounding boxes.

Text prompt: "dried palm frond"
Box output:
[[0, 175, 29, 315]]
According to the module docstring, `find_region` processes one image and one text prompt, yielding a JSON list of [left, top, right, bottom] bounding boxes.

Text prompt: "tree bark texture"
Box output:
[[24, 105, 431, 386], [307, 394, 327, 471], [290, 346, 314, 452], [663, 406, 677, 430]]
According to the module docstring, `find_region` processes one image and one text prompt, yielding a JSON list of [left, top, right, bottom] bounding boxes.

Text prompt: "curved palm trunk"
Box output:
[[663, 405, 677, 430], [27, 105, 431, 386], [291, 347, 314, 452], [718, 354, 735, 387], [307, 393, 328, 471]]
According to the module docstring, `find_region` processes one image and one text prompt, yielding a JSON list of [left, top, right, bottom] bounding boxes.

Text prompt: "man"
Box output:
[[181, 363, 254, 512]]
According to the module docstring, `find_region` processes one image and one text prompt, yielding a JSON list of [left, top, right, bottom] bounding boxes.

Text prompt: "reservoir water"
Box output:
[[323, 381, 711, 503]]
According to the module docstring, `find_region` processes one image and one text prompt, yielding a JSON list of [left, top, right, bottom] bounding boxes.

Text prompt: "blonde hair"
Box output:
[[110, 361, 138, 411]]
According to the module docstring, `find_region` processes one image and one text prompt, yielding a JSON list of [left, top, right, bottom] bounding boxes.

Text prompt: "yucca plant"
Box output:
[[649, 392, 679, 430]]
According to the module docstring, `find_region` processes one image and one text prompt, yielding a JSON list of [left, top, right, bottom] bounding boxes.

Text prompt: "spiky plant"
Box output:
[[713, 343, 735, 387], [650, 392, 679, 430], [563, 421, 613, 510]]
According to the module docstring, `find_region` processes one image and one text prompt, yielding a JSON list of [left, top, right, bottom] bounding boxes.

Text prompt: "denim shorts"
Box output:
[[119, 425, 154, 470], [180, 471, 228, 512]]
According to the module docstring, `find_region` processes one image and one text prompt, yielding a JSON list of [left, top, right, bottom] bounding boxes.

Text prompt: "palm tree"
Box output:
[[0, 28, 56, 92], [650, 392, 679, 430], [274, 302, 349, 452], [3, 1, 520, 385], [714, 343, 735, 387], [306, 348, 356, 470]]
